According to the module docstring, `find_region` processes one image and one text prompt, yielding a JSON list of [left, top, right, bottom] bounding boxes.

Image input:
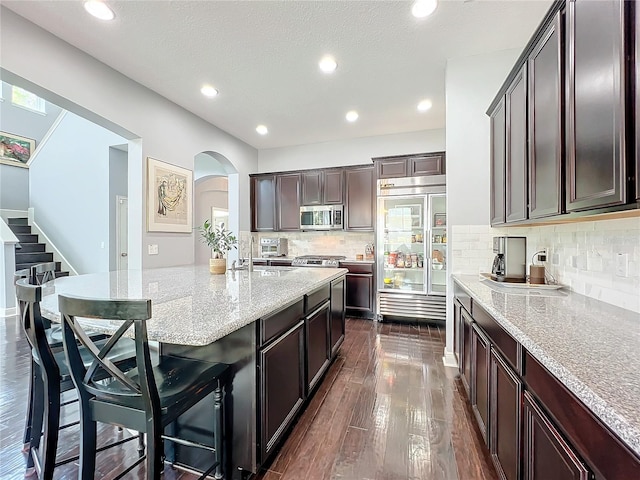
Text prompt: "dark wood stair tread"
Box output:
[[7, 217, 28, 225]]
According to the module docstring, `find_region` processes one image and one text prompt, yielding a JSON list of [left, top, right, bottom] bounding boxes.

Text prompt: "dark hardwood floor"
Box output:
[[0, 315, 496, 479]]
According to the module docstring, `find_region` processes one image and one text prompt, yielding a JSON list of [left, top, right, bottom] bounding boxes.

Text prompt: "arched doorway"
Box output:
[[193, 152, 240, 266]]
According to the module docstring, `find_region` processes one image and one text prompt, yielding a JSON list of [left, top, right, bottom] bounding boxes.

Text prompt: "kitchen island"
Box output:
[[452, 274, 640, 480], [39, 265, 347, 479]]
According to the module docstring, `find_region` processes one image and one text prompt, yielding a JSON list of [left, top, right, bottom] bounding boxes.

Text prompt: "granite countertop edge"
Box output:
[[452, 274, 640, 458]]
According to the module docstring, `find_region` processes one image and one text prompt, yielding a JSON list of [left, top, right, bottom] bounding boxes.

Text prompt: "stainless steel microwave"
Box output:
[[300, 205, 344, 230]]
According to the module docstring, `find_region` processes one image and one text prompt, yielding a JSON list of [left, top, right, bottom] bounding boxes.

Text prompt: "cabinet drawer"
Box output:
[[473, 304, 519, 373], [305, 284, 330, 314], [339, 262, 373, 274], [260, 299, 304, 346]]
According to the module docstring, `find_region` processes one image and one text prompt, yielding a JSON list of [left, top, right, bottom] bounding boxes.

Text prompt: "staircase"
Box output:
[[7, 217, 69, 278]]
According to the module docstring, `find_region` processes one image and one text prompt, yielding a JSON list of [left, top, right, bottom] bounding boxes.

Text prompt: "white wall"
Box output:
[[30, 111, 126, 274], [0, 165, 29, 211], [444, 49, 522, 362], [258, 129, 445, 172], [0, 7, 258, 269]]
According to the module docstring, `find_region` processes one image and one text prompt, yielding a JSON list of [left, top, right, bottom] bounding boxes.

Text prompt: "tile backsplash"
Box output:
[[241, 231, 375, 259], [451, 216, 640, 313]]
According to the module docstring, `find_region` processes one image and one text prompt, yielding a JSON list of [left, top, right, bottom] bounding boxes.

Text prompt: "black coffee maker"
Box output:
[[491, 236, 526, 282]]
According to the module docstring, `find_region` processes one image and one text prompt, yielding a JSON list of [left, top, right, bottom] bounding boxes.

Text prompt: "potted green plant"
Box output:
[[198, 220, 238, 274]]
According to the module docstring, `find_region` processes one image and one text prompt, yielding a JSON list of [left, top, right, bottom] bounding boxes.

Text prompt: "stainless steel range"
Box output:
[[291, 255, 345, 267]]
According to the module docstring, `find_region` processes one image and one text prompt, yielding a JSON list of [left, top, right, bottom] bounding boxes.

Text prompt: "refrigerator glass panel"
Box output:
[[377, 195, 427, 294], [429, 194, 447, 295]]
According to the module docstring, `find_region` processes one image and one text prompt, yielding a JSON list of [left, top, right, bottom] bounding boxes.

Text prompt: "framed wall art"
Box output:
[[0, 131, 35, 168], [147, 157, 193, 233]]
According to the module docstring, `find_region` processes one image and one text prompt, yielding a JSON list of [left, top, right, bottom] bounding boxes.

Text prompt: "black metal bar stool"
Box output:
[[59, 293, 230, 480], [16, 280, 139, 480]]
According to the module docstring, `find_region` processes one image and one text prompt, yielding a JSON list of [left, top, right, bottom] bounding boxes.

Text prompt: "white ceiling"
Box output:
[[3, 0, 552, 150]]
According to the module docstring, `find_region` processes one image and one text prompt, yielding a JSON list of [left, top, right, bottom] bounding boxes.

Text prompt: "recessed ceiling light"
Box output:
[[200, 85, 219, 98], [412, 0, 438, 18], [417, 99, 433, 112], [84, 1, 115, 21], [345, 111, 359, 122], [256, 125, 268, 135], [319, 56, 338, 74]]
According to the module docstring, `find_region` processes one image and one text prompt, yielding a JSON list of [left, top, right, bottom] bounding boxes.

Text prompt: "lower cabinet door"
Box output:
[[523, 391, 590, 480], [460, 308, 472, 396], [259, 321, 305, 462], [306, 301, 331, 392], [490, 348, 522, 480], [472, 323, 490, 445], [345, 273, 373, 311], [330, 277, 345, 357]]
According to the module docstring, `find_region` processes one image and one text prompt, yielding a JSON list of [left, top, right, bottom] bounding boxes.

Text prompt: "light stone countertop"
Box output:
[[39, 265, 346, 347], [452, 274, 640, 458]]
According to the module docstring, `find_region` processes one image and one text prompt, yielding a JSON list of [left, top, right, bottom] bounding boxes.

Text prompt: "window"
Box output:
[[11, 86, 46, 114]]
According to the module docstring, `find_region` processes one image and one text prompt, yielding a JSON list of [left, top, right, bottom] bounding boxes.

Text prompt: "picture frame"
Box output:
[[434, 213, 446, 227], [0, 131, 35, 168], [147, 157, 193, 233]]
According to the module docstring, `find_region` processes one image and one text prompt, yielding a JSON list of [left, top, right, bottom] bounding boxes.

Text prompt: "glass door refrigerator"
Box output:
[[376, 175, 446, 323]]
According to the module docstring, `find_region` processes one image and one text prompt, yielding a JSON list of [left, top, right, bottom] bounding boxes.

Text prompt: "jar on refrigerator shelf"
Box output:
[[405, 254, 412, 268], [417, 254, 424, 268], [389, 251, 397, 267], [411, 253, 418, 267], [384, 251, 390, 267], [396, 253, 405, 268]]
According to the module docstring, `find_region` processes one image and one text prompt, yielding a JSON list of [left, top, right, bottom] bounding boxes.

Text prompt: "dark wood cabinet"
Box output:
[[409, 153, 445, 176], [251, 175, 276, 232], [259, 320, 305, 461], [472, 323, 490, 445], [490, 348, 522, 480], [301, 169, 343, 205], [460, 306, 472, 396], [344, 166, 375, 231], [323, 169, 344, 204], [305, 301, 330, 393], [566, 0, 627, 212], [341, 262, 374, 317], [376, 158, 407, 178], [490, 98, 507, 225], [523, 391, 590, 480], [505, 65, 528, 223], [330, 277, 345, 357], [528, 12, 563, 219], [301, 171, 323, 205], [636, 0, 640, 202], [276, 173, 301, 231], [375, 152, 445, 179]]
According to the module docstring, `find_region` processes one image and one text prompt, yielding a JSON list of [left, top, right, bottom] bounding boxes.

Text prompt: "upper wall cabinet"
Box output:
[[344, 165, 375, 231], [375, 152, 446, 179], [505, 65, 528, 223], [276, 173, 301, 231], [528, 11, 563, 219], [566, 0, 627, 212], [301, 169, 344, 205], [488, 0, 638, 226], [251, 175, 276, 231], [490, 98, 506, 226]]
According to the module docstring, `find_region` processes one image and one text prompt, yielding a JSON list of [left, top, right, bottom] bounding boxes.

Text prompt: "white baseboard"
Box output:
[[442, 351, 459, 368], [1, 306, 18, 318]]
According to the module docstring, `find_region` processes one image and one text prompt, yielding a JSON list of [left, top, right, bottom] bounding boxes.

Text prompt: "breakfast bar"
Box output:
[[39, 265, 348, 479]]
